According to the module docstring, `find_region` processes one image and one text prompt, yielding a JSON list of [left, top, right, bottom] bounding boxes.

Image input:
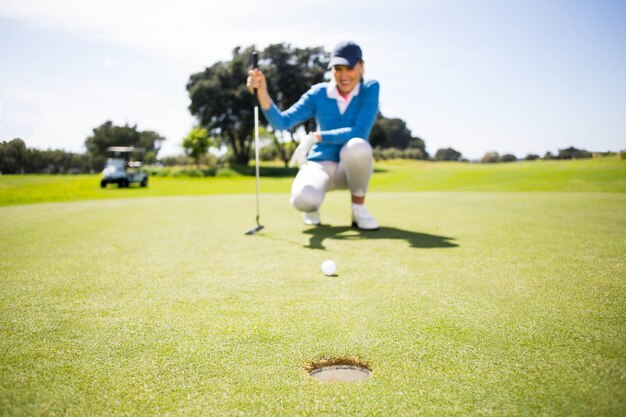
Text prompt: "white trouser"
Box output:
[[290, 138, 373, 213]]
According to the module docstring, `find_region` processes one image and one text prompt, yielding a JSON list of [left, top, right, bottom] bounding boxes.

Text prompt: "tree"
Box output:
[[182, 127, 212, 166], [187, 46, 258, 165], [262, 43, 329, 135], [435, 147, 462, 161], [0, 138, 27, 173], [139, 130, 166, 164], [0, 139, 92, 174], [187, 44, 329, 165], [525, 154, 540, 161], [556, 147, 592, 159], [481, 151, 500, 163], [256, 126, 297, 165], [27, 148, 91, 173], [84, 121, 165, 170], [262, 44, 329, 166], [369, 114, 427, 156], [500, 153, 518, 162]]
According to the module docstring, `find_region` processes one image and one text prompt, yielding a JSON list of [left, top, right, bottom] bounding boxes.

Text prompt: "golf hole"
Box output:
[[307, 357, 372, 383]]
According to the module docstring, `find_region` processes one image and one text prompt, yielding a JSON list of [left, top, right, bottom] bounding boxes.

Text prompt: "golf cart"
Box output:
[[100, 146, 149, 188]]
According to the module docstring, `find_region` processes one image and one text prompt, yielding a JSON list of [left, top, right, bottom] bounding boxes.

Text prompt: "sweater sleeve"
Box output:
[[261, 85, 318, 131], [319, 80, 380, 145]]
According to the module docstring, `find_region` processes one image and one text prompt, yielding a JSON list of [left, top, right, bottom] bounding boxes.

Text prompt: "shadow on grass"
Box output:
[[302, 225, 458, 250]]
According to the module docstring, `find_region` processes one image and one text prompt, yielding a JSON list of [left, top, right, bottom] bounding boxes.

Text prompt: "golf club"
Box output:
[[245, 51, 264, 235]]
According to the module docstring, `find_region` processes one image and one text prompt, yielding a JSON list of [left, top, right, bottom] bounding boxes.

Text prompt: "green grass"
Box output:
[[372, 156, 626, 192], [1, 156, 624, 206], [0, 174, 292, 207], [1, 158, 625, 416]]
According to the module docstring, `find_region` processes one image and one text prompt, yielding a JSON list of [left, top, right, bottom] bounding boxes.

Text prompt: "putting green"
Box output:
[[1, 192, 624, 416]]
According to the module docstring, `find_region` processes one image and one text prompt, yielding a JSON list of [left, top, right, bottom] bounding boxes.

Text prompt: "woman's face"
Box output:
[[332, 61, 364, 95]]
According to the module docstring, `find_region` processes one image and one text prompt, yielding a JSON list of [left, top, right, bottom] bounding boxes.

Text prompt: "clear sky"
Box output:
[[1, 0, 625, 159]]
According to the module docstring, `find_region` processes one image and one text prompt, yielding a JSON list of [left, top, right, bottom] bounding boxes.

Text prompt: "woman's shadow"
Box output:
[[302, 225, 458, 250]]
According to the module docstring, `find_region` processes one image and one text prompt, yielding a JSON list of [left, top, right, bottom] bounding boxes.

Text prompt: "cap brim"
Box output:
[[328, 56, 359, 68]]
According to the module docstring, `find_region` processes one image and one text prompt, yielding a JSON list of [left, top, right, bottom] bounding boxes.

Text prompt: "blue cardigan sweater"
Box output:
[[262, 80, 380, 162]]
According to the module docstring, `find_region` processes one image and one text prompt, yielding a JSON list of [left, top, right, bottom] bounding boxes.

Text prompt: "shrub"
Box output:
[[215, 168, 241, 177], [556, 147, 592, 159], [260, 144, 279, 161], [481, 152, 500, 163], [434, 148, 462, 161], [156, 168, 173, 177], [402, 148, 426, 160], [373, 147, 426, 161], [500, 154, 518, 162], [179, 169, 203, 177]]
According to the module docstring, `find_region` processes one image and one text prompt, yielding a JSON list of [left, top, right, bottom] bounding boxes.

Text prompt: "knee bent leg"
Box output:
[[290, 185, 322, 212], [340, 138, 373, 162]]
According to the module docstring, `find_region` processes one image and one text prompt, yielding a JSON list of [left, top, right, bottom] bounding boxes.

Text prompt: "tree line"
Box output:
[[0, 122, 164, 174], [479, 147, 606, 163], [1, 43, 610, 174], [0, 138, 92, 174]]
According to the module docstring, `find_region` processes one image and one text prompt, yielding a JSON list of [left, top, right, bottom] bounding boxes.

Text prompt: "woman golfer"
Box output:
[[247, 41, 379, 230]]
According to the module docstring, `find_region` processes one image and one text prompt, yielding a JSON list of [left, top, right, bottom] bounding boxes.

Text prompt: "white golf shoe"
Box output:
[[303, 211, 321, 226], [351, 204, 379, 230]]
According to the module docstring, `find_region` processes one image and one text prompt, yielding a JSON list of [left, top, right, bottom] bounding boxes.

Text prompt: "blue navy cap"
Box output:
[[329, 41, 363, 68]]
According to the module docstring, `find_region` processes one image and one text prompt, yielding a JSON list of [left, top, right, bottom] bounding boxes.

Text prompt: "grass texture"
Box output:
[[1, 156, 624, 207], [1, 190, 625, 416], [1, 157, 625, 416]]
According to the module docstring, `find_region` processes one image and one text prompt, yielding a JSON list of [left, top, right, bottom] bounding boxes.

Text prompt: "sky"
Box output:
[[1, 0, 625, 160]]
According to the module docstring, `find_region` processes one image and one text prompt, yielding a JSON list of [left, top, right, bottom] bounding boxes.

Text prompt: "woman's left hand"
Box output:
[[246, 69, 271, 109]]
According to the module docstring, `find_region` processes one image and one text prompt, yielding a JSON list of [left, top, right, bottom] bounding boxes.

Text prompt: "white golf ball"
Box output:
[[321, 260, 336, 276]]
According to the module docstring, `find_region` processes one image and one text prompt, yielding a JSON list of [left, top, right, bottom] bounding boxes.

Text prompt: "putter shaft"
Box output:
[[245, 104, 263, 235], [254, 105, 261, 223], [245, 51, 263, 236]]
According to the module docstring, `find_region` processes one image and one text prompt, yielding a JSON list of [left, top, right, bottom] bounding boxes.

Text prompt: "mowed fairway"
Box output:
[[1, 159, 625, 416]]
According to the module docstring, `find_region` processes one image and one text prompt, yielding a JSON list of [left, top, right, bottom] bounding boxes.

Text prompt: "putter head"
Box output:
[[245, 225, 264, 235]]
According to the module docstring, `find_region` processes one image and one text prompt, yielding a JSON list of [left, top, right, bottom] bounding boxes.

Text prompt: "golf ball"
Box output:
[[321, 260, 336, 276]]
